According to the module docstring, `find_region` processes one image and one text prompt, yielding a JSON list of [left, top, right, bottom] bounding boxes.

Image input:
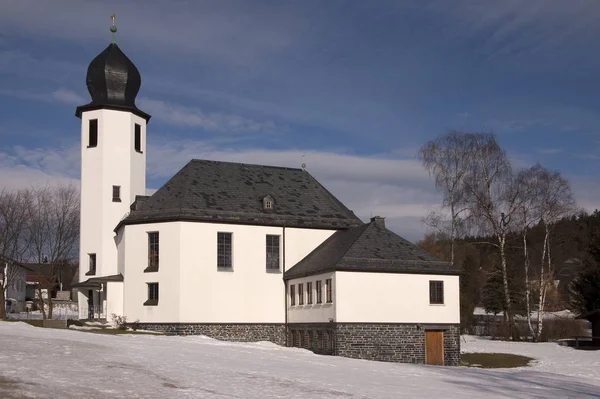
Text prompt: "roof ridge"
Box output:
[[189, 158, 304, 172]]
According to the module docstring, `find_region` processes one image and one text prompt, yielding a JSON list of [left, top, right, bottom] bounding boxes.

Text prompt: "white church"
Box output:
[[73, 22, 461, 366]]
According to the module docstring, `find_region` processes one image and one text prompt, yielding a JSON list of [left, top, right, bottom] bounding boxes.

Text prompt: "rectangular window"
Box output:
[[306, 282, 313, 304], [87, 254, 96, 275], [298, 283, 304, 305], [112, 185, 121, 202], [145, 283, 159, 305], [326, 278, 332, 303], [266, 235, 280, 270], [316, 280, 322, 304], [290, 284, 296, 306], [134, 123, 142, 153], [146, 232, 159, 272], [430, 280, 444, 304], [217, 232, 232, 269], [88, 119, 98, 148]]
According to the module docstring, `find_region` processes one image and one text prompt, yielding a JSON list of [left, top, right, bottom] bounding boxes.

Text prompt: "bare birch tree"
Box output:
[[463, 133, 521, 340], [0, 189, 30, 319], [418, 131, 473, 266], [514, 164, 545, 340], [533, 167, 576, 340], [26, 185, 79, 319]]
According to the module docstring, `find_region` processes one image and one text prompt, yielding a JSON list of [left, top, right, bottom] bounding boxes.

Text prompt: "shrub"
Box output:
[[111, 314, 128, 330], [538, 318, 588, 342]]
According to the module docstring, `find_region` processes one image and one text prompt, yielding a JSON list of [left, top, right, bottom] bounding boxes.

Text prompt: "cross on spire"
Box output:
[[110, 14, 117, 43]]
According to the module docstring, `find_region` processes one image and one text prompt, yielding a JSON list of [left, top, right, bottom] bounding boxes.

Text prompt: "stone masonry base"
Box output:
[[135, 323, 286, 346], [288, 323, 461, 366]]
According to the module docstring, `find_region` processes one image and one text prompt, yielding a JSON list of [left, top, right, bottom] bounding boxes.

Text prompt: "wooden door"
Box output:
[[425, 331, 444, 365]]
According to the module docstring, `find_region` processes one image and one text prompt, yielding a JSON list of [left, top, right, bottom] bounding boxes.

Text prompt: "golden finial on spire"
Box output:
[[110, 13, 117, 43]]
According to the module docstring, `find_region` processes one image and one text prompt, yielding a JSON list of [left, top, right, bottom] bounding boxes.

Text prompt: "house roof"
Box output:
[[0, 255, 34, 272], [116, 159, 363, 231], [284, 217, 459, 279]]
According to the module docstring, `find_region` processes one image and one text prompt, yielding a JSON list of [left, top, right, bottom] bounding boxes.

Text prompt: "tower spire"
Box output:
[[110, 14, 117, 43]]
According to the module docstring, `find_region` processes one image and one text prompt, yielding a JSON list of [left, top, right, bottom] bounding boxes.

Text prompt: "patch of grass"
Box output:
[[461, 353, 534, 368]]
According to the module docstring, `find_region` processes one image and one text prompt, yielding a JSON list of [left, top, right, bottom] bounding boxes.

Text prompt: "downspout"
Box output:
[[283, 226, 287, 345]]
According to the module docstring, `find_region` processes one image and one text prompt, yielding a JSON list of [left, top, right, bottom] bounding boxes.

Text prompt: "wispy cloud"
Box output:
[[0, 87, 85, 106], [138, 98, 277, 133], [537, 148, 563, 155]]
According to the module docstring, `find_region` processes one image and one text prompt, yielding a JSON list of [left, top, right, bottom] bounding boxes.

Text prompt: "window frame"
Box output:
[[88, 119, 98, 148], [429, 280, 444, 305], [326, 278, 333, 303], [134, 123, 143, 153], [145, 232, 159, 272], [298, 283, 304, 305], [306, 282, 313, 304], [266, 234, 280, 270], [112, 185, 121, 202], [86, 253, 96, 276], [144, 282, 159, 306], [217, 232, 233, 269], [290, 284, 296, 306], [316, 280, 322, 304]]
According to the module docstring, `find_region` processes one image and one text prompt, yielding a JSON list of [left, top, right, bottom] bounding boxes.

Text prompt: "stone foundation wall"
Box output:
[[288, 323, 461, 366], [136, 323, 286, 346]]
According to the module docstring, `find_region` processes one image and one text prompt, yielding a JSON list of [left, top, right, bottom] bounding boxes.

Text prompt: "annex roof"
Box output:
[[284, 216, 459, 279]]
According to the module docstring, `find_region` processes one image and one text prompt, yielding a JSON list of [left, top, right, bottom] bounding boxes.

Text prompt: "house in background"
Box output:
[[72, 21, 461, 365], [1, 256, 31, 312]]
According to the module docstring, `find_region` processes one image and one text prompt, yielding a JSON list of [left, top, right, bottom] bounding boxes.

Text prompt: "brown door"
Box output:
[[425, 331, 444, 365]]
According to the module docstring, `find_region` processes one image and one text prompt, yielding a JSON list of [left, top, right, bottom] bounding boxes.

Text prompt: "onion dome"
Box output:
[[76, 18, 150, 121]]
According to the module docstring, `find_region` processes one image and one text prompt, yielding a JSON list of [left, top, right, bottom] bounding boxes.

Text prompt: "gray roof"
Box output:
[[284, 217, 459, 279], [117, 159, 362, 230]]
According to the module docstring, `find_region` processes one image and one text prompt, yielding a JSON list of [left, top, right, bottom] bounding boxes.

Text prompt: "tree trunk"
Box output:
[[450, 202, 456, 267], [0, 285, 6, 320], [36, 286, 47, 320], [499, 234, 518, 340], [523, 231, 536, 341], [536, 229, 549, 342]]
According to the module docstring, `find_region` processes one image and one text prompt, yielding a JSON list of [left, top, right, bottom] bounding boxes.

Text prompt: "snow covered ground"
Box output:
[[0, 322, 599, 399]]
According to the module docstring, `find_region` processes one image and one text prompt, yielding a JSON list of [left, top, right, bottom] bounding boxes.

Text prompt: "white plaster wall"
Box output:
[[122, 222, 181, 322], [79, 109, 146, 285], [284, 228, 336, 271], [335, 272, 460, 324], [179, 222, 286, 323], [106, 281, 124, 318], [287, 272, 335, 323]]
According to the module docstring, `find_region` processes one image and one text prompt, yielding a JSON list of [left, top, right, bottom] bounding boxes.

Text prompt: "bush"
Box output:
[[111, 314, 128, 330], [129, 319, 140, 331]]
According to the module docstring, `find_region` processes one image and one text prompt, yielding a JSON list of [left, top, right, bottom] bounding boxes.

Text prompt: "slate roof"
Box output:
[[284, 217, 459, 279], [117, 159, 362, 230]]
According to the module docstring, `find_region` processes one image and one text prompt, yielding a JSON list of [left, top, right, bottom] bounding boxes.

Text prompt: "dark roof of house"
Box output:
[[0, 255, 33, 271], [116, 159, 363, 231], [284, 217, 459, 279]]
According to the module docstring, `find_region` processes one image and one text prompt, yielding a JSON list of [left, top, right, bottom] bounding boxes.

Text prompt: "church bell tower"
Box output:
[[75, 16, 151, 319]]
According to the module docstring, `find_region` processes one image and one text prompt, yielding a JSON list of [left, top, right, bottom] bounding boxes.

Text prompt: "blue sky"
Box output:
[[1, 0, 599, 241]]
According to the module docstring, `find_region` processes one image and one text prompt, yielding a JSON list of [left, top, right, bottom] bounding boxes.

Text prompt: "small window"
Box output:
[[146, 232, 159, 272], [86, 254, 96, 275], [266, 235, 280, 270], [217, 232, 233, 269], [88, 119, 98, 148], [430, 280, 444, 304], [306, 282, 313, 304], [298, 283, 304, 305], [265, 200, 272, 209], [326, 278, 332, 303], [316, 280, 322, 304], [262, 195, 275, 211], [145, 283, 159, 306], [112, 185, 121, 202], [290, 284, 296, 306], [134, 123, 142, 153]]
